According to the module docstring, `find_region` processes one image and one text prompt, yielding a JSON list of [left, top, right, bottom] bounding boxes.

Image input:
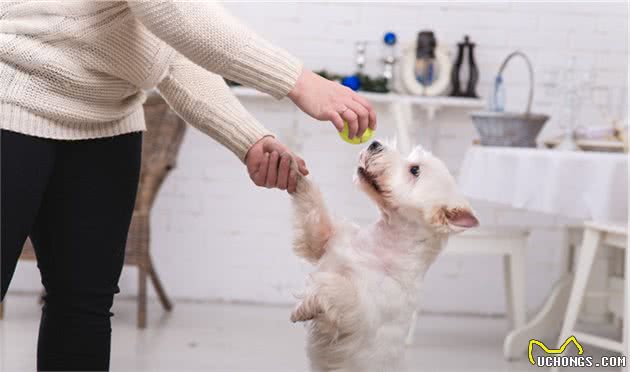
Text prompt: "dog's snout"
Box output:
[[368, 140, 382, 152]]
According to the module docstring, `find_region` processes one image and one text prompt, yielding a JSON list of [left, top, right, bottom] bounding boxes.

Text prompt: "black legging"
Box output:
[[1, 129, 142, 371]]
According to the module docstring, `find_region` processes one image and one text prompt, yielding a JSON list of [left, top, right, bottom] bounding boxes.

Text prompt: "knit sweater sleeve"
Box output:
[[157, 54, 273, 162], [128, 1, 302, 99]]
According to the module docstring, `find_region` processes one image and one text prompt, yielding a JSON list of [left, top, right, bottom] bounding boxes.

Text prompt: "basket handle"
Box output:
[[497, 51, 534, 115]]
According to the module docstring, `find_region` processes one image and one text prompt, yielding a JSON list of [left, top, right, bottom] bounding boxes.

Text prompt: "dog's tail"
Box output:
[[291, 176, 333, 264]]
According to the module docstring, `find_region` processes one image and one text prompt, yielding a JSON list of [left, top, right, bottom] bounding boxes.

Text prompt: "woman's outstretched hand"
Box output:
[[245, 136, 308, 194], [288, 69, 376, 140]]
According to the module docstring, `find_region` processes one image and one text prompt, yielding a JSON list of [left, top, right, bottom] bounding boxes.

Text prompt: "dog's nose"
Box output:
[[368, 140, 382, 152]]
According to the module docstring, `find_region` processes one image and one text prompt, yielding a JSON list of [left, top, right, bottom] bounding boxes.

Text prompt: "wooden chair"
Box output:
[[0, 92, 186, 328], [404, 227, 531, 357]]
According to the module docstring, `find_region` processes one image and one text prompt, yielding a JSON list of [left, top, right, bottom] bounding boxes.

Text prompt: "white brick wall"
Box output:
[[9, 2, 628, 316]]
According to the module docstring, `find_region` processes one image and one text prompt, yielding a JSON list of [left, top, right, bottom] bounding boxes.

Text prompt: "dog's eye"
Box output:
[[410, 165, 420, 177]]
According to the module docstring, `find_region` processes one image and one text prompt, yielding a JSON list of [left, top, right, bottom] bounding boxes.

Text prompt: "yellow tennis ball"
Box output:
[[339, 121, 374, 145]]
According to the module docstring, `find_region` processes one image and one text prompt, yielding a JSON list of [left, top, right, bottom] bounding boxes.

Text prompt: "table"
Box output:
[[459, 146, 628, 221], [458, 146, 628, 359]]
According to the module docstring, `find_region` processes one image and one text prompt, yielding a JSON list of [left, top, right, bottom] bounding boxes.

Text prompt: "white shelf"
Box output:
[[230, 86, 485, 110], [230, 85, 486, 155]]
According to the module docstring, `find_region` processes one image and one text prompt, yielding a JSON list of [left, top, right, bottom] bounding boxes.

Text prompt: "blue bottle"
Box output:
[[492, 75, 505, 112]]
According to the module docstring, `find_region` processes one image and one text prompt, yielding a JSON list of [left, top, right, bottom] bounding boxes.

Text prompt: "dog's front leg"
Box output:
[[291, 177, 334, 264]]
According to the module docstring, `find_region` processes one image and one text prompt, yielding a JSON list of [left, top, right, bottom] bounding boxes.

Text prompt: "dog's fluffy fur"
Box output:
[[291, 140, 478, 372]]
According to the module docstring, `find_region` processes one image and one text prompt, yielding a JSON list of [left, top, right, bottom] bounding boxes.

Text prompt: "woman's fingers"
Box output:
[[265, 151, 279, 188], [345, 100, 369, 138], [246, 136, 309, 192], [352, 95, 377, 130], [368, 108, 377, 130], [296, 156, 308, 176], [252, 153, 269, 186], [328, 110, 345, 132], [276, 153, 292, 190], [341, 109, 359, 139]]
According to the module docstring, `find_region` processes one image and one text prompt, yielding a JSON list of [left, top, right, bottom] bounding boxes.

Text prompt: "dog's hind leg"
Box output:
[[291, 177, 334, 264]]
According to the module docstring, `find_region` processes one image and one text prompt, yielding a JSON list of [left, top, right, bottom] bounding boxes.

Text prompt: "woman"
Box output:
[[0, 2, 376, 371]]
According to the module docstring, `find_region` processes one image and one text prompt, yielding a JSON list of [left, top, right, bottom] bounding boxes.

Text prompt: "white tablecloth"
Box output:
[[458, 146, 628, 221]]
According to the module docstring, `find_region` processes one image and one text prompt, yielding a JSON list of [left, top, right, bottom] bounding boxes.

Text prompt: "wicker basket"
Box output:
[[471, 51, 549, 147]]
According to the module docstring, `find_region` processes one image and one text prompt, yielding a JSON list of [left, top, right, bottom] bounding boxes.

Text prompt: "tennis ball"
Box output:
[[339, 121, 374, 145]]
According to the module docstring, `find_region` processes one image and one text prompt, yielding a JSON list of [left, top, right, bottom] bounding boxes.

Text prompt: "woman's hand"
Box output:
[[288, 69, 377, 139], [245, 136, 308, 193]]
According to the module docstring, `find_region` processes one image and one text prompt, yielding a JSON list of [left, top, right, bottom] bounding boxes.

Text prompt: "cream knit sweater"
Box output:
[[0, 1, 302, 161]]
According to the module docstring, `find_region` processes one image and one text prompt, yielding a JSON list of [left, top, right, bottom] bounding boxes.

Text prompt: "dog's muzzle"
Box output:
[[357, 166, 381, 193]]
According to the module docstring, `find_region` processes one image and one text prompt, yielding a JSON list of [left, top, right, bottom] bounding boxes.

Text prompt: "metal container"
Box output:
[[471, 51, 549, 147]]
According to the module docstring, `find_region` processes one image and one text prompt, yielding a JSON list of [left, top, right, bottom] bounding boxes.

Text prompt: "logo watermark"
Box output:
[[529, 336, 627, 368]]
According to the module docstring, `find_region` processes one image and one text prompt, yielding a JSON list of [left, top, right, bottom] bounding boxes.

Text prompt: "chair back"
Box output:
[[136, 92, 187, 213]]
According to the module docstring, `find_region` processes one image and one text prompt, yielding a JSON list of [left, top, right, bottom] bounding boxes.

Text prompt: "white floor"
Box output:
[[0, 294, 621, 372]]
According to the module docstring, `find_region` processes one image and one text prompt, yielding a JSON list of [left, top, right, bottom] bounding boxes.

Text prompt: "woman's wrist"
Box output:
[[288, 67, 307, 103]]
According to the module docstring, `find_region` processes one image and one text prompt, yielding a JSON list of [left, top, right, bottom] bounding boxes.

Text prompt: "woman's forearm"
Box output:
[[129, 1, 302, 99], [157, 54, 272, 162]]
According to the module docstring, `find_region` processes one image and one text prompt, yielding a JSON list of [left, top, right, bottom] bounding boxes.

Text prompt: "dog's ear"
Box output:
[[445, 206, 479, 231], [432, 206, 479, 232]]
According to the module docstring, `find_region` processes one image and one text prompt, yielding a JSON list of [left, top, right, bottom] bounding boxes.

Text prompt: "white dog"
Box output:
[[290, 140, 478, 372]]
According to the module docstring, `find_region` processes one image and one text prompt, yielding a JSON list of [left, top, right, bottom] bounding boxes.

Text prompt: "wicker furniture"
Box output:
[[0, 92, 186, 328]]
